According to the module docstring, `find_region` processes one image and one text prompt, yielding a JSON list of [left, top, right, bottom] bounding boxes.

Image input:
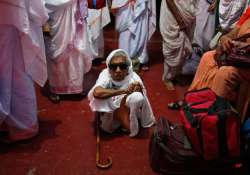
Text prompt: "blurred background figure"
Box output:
[[87, 0, 111, 64], [0, 0, 48, 143], [111, 0, 156, 72], [160, 0, 196, 90], [209, 0, 249, 49], [181, 0, 216, 76], [45, 0, 93, 103]]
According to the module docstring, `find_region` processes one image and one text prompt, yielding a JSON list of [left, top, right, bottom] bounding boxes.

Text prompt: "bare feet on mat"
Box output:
[[163, 80, 175, 91]]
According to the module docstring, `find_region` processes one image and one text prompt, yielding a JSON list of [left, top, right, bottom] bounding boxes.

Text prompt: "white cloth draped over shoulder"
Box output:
[[88, 49, 155, 136], [111, 0, 156, 64], [87, 2, 111, 58], [209, 0, 248, 49], [45, 0, 93, 94], [0, 0, 48, 142], [219, 0, 248, 31], [160, 0, 196, 81]]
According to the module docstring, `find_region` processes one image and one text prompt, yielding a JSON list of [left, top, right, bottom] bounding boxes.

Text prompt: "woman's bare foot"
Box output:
[[163, 80, 175, 91]]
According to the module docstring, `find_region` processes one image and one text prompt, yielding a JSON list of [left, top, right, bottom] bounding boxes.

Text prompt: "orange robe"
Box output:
[[188, 7, 250, 100]]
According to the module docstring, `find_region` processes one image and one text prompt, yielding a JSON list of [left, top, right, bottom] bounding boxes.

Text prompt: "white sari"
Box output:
[[112, 0, 156, 64], [45, 0, 93, 94], [0, 0, 48, 142], [87, 2, 111, 58], [88, 49, 155, 136], [193, 0, 216, 50], [160, 0, 196, 81]]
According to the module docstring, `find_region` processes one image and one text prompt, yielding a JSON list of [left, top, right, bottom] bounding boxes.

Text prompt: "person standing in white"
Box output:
[[160, 0, 196, 90], [87, 0, 111, 60], [111, 0, 156, 71], [0, 0, 48, 143], [88, 49, 155, 137], [45, 0, 93, 103]]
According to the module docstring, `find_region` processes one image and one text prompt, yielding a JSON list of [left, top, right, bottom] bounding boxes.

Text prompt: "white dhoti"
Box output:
[[98, 91, 154, 136], [0, 0, 48, 142], [45, 0, 93, 94], [160, 0, 196, 81], [193, 0, 216, 50], [87, 6, 111, 58], [112, 0, 156, 64]]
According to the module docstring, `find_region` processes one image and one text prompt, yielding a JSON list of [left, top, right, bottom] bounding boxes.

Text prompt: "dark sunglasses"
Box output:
[[108, 63, 128, 70]]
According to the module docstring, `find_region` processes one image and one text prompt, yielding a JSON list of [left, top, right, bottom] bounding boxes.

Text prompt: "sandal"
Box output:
[[140, 64, 149, 71], [121, 128, 130, 134], [168, 100, 183, 110], [49, 94, 60, 103]]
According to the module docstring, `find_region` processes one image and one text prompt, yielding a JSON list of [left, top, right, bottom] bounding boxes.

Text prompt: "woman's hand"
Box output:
[[126, 82, 143, 94], [219, 35, 234, 53], [207, 0, 217, 13]]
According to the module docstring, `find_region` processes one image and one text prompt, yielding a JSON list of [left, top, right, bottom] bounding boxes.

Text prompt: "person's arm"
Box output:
[[218, 26, 240, 53], [93, 86, 128, 99], [207, 0, 217, 13], [93, 82, 144, 99]]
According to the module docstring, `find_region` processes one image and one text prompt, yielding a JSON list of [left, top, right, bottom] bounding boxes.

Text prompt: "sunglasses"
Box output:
[[108, 63, 128, 70]]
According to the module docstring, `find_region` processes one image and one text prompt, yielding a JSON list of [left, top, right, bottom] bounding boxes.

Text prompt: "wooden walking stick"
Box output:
[[96, 113, 112, 169]]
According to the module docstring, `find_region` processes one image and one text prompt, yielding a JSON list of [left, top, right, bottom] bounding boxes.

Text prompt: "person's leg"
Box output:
[[162, 63, 176, 90], [126, 92, 144, 136], [0, 26, 38, 142], [188, 50, 218, 91], [113, 96, 130, 131], [113, 92, 145, 136], [168, 50, 217, 110], [211, 66, 241, 100]]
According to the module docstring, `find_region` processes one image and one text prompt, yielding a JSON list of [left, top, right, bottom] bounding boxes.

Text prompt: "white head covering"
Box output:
[[106, 49, 132, 71], [105, 49, 134, 87]]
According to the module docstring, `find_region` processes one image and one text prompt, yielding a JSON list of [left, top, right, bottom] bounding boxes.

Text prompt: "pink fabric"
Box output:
[[45, 0, 93, 94], [0, 26, 38, 142], [0, 0, 49, 87]]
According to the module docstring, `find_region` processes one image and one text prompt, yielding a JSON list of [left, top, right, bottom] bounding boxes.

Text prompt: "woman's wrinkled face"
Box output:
[[109, 56, 129, 81]]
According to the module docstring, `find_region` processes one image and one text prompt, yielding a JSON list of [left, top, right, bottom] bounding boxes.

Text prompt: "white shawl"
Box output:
[[88, 49, 155, 135], [88, 49, 144, 112], [112, 0, 156, 41]]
